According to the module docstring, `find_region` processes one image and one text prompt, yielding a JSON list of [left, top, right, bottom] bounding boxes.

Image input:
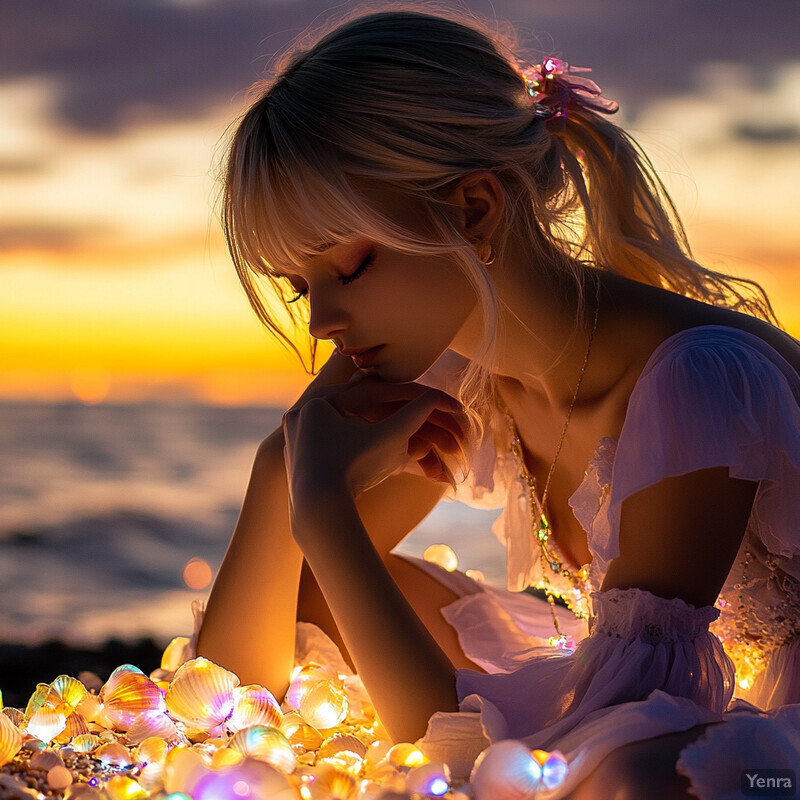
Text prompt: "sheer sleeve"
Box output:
[[599, 327, 800, 577]]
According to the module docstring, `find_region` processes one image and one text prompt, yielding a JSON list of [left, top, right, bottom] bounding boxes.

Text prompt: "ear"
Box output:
[[446, 172, 505, 243]]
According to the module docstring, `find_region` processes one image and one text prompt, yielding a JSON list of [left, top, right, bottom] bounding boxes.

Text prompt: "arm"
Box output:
[[601, 466, 759, 608]]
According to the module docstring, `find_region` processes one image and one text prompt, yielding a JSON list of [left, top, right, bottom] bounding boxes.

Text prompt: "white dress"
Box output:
[[405, 324, 800, 798]]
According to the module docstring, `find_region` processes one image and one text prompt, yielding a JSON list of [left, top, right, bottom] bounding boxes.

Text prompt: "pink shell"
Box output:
[[165, 658, 239, 733], [227, 685, 282, 733], [100, 665, 166, 731]]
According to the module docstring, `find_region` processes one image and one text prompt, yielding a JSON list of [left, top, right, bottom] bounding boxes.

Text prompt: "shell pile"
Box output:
[[0, 641, 569, 799]]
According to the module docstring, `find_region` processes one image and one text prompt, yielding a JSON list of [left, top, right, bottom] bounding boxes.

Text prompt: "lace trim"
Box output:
[[590, 588, 720, 643]]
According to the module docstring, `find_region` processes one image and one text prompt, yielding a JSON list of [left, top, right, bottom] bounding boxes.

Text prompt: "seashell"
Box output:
[[30, 749, 65, 770], [405, 762, 451, 797], [162, 745, 210, 796], [308, 762, 358, 800], [423, 543, 458, 572], [227, 684, 282, 733], [318, 732, 367, 760], [280, 715, 323, 751], [2, 707, 24, 727], [95, 741, 133, 767], [0, 712, 22, 766], [48, 675, 88, 713], [364, 738, 393, 768], [210, 746, 243, 770], [27, 706, 66, 743], [24, 683, 50, 720], [165, 658, 238, 733], [229, 725, 296, 774], [126, 709, 184, 746], [387, 742, 428, 768], [76, 692, 104, 723], [55, 711, 89, 744], [47, 764, 74, 791], [470, 740, 543, 800], [137, 761, 165, 791], [104, 775, 148, 800], [100, 665, 166, 731], [298, 680, 348, 729], [285, 663, 336, 710], [191, 758, 297, 800], [135, 736, 169, 766], [465, 569, 486, 583], [72, 733, 100, 752], [160, 636, 192, 674]]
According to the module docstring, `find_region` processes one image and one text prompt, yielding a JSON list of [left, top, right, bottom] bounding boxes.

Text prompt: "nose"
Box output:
[[306, 288, 348, 342]]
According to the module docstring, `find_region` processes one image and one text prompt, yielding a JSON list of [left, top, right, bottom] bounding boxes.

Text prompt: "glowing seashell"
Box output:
[[27, 707, 66, 743], [298, 680, 348, 729], [0, 712, 22, 766], [281, 717, 323, 751], [165, 658, 239, 733], [71, 733, 100, 752], [95, 741, 133, 767], [55, 711, 89, 744], [405, 762, 451, 797], [100, 665, 166, 731], [160, 636, 191, 673], [308, 762, 358, 800], [229, 725, 296, 774], [211, 746, 243, 770], [135, 735, 169, 766], [285, 663, 336, 709], [2, 707, 24, 728], [126, 709, 184, 746], [30, 749, 65, 770], [228, 684, 282, 733], [24, 683, 51, 720], [364, 738, 392, 768], [47, 764, 74, 791], [423, 543, 458, 572], [318, 733, 367, 760], [137, 761, 165, 791], [76, 692, 104, 723], [192, 758, 297, 800], [104, 775, 148, 800], [387, 742, 428, 768], [48, 675, 88, 714], [470, 740, 543, 800]]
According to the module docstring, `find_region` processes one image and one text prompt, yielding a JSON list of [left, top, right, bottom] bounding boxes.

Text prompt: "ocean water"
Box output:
[[0, 401, 505, 645]]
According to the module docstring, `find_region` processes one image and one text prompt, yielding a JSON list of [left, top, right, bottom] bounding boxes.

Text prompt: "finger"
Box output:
[[376, 388, 451, 443]]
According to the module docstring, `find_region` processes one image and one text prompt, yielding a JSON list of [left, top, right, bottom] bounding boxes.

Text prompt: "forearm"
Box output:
[[197, 429, 303, 698], [292, 481, 458, 743]]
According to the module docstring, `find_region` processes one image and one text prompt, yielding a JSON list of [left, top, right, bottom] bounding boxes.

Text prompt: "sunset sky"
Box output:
[[1, 0, 798, 406]]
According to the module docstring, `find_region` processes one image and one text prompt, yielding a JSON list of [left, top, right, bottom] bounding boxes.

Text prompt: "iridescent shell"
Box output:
[[47, 765, 74, 791], [227, 684, 282, 733], [318, 733, 367, 760], [71, 733, 100, 753], [279, 712, 323, 751], [126, 710, 184, 746], [27, 707, 66, 743], [135, 736, 169, 766], [298, 680, 348, 729], [0, 712, 22, 766], [75, 692, 103, 723], [29, 749, 65, 770], [55, 711, 89, 744], [308, 762, 358, 800], [405, 762, 451, 797], [137, 761, 165, 791], [160, 636, 191, 674], [100, 665, 166, 731], [165, 658, 238, 733], [95, 741, 133, 767], [285, 663, 336, 709], [470, 740, 543, 800], [229, 726, 296, 774], [48, 675, 88, 713], [24, 683, 50, 720]]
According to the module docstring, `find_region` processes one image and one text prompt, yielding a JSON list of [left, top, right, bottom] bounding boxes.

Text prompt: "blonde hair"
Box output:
[[221, 5, 776, 439]]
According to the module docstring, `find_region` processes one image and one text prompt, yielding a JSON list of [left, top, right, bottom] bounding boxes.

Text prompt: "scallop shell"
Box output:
[[0, 712, 22, 766], [29, 749, 65, 770], [75, 692, 103, 723], [229, 725, 296, 774], [470, 740, 543, 800], [318, 733, 367, 760], [137, 761, 165, 791], [227, 684, 282, 733], [165, 658, 238, 733], [24, 683, 50, 720], [278, 712, 323, 751], [95, 741, 133, 767], [405, 762, 451, 797], [2, 707, 24, 727], [126, 710, 184, 746], [285, 663, 336, 709], [71, 733, 100, 753], [27, 707, 66, 743], [135, 736, 169, 766], [298, 680, 348, 729], [308, 762, 358, 800], [48, 675, 88, 713], [100, 665, 166, 731], [55, 711, 89, 744]]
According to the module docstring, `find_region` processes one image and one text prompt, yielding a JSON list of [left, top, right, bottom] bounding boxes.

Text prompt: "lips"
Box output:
[[344, 345, 384, 369]]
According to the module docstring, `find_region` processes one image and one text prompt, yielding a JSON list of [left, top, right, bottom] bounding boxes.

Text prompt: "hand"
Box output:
[[282, 373, 466, 502]]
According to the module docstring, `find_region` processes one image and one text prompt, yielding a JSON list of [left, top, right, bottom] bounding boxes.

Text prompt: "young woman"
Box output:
[[196, 8, 800, 798]]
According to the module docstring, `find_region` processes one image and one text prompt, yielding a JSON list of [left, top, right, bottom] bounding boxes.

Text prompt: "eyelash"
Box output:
[[287, 252, 374, 304]]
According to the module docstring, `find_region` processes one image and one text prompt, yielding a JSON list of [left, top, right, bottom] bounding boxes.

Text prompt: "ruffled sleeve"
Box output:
[[600, 326, 800, 577]]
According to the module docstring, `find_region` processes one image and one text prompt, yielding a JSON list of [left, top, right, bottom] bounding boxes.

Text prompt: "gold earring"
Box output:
[[476, 241, 496, 266]]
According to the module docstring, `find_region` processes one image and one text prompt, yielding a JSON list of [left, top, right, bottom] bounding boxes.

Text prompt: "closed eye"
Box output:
[[340, 251, 374, 285]]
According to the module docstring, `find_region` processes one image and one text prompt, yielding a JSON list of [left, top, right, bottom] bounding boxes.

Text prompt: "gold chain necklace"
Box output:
[[503, 277, 600, 651]]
